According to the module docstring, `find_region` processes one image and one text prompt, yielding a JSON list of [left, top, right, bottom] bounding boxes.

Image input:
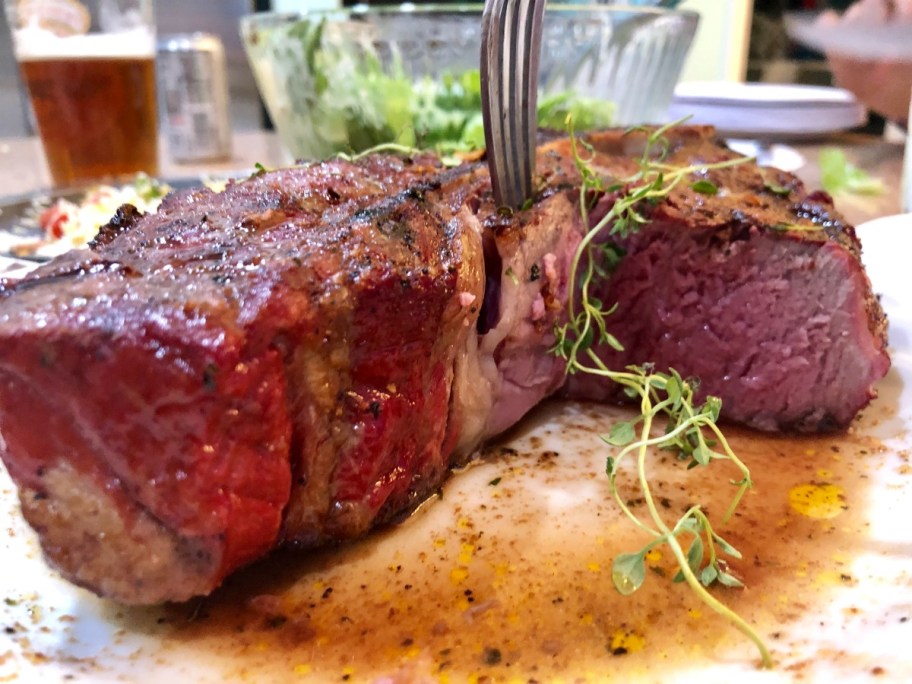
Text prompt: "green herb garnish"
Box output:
[[690, 179, 718, 195], [553, 118, 773, 668], [763, 180, 791, 196], [132, 173, 169, 203]]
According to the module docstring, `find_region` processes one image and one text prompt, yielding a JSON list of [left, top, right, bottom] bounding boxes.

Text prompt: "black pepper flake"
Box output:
[[482, 647, 502, 665], [401, 637, 414, 647], [321, 587, 333, 600], [39, 345, 56, 369], [4, 626, 14, 635], [368, 401, 381, 419], [266, 615, 288, 629], [611, 647, 628, 656], [342, 675, 351, 682], [530, 263, 541, 281], [202, 362, 219, 392]]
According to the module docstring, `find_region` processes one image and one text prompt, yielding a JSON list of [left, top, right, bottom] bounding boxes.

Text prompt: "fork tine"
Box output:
[[481, 0, 546, 209], [519, 0, 545, 201]]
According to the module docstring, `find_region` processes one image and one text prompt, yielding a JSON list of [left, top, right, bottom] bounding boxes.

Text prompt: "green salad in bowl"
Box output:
[[241, 4, 698, 159]]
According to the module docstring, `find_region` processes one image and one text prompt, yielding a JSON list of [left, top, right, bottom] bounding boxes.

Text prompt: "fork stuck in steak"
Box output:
[[0, 127, 890, 604]]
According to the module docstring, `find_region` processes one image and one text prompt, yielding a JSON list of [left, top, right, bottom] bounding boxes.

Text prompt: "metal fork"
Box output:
[[480, 0, 546, 209]]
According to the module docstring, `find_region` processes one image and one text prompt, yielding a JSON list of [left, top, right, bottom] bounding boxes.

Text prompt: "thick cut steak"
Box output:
[[0, 155, 491, 603], [561, 128, 891, 432], [0, 127, 890, 604]]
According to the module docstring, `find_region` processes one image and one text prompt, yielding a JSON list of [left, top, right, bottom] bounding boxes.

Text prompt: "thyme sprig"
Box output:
[[553, 119, 773, 668]]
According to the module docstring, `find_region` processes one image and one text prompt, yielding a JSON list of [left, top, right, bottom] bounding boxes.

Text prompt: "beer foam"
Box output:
[[14, 25, 155, 60]]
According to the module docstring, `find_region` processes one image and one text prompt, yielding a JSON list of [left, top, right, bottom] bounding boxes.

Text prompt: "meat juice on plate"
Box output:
[[3, 391, 911, 682]]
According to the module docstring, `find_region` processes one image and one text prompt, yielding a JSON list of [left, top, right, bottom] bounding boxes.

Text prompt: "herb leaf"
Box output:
[[691, 179, 718, 195], [612, 552, 647, 596], [605, 421, 636, 446]]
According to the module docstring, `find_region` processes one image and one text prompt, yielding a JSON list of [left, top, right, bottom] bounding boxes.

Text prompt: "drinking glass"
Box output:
[[5, 0, 159, 186]]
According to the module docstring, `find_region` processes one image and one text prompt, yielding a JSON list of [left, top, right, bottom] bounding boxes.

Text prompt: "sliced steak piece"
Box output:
[[0, 155, 491, 603], [561, 127, 891, 431]]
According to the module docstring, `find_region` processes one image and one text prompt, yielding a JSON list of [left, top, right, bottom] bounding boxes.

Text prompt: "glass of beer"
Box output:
[[5, 0, 159, 186]]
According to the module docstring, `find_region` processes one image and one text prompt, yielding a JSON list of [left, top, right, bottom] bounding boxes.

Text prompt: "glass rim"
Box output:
[[241, 3, 700, 28]]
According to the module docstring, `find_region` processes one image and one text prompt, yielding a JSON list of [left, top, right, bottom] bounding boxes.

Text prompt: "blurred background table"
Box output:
[[0, 130, 903, 228], [0, 131, 292, 199]]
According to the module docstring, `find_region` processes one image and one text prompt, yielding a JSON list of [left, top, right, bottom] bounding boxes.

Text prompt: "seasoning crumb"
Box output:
[[266, 615, 288, 629], [482, 647, 502, 665]]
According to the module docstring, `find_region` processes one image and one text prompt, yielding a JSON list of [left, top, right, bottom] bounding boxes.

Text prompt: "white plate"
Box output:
[[2, 217, 912, 682], [668, 82, 867, 140], [786, 11, 912, 61]]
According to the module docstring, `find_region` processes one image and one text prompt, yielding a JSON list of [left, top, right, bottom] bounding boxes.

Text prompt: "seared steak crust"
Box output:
[[0, 155, 490, 602]]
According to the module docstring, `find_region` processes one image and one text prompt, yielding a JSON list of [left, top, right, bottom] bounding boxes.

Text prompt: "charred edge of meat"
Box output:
[[791, 191, 854, 243], [348, 164, 479, 226], [0, 258, 141, 297], [89, 204, 146, 250]]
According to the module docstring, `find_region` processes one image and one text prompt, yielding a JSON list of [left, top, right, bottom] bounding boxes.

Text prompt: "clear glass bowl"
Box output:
[[240, 4, 699, 160]]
